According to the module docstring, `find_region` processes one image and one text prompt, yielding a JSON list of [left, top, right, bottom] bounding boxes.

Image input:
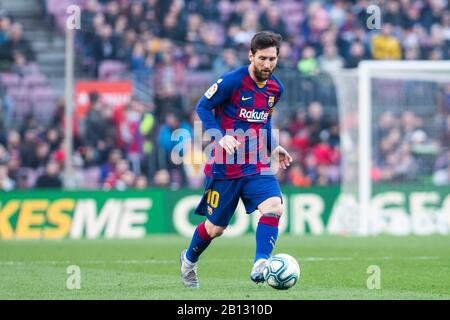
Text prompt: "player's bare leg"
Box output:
[[251, 196, 284, 283], [180, 220, 226, 288]]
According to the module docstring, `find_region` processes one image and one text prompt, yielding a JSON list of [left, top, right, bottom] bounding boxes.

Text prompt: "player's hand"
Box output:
[[219, 135, 241, 155], [272, 145, 293, 170]]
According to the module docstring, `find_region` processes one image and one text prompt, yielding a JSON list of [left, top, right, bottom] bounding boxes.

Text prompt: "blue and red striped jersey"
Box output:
[[196, 65, 284, 179]]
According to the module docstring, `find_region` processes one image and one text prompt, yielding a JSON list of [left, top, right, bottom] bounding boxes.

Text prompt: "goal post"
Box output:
[[332, 61, 450, 236]]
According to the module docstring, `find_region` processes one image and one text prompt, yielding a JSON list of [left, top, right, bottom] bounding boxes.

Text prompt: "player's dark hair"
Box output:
[[250, 31, 283, 55]]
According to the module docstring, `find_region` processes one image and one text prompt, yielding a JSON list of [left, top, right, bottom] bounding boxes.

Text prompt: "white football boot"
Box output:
[[250, 258, 268, 284], [180, 249, 199, 288]]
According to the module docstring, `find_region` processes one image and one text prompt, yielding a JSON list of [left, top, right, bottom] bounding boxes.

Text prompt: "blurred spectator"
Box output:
[[116, 28, 136, 62], [120, 99, 145, 175], [196, 0, 220, 23], [383, 0, 403, 27], [381, 142, 418, 182], [288, 164, 312, 187], [80, 0, 99, 34], [306, 101, 330, 146], [100, 148, 123, 183], [127, 1, 146, 33], [35, 159, 62, 189], [92, 24, 119, 75], [303, 152, 319, 183], [318, 45, 344, 74], [0, 164, 14, 191], [288, 109, 307, 137], [130, 41, 147, 71], [85, 92, 111, 149], [105, 1, 120, 27], [297, 46, 319, 76], [344, 41, 365, 68], [154, 81, 184, 120], [440, 115, 450, 146], [153, 168, 170, 187], [259, 5, 288, 39], [371, 23, 402, 60], [6, 157, 20, 183], [433, 165, 450, 186], [316, 164, 332, 186], [185, 13, 203, 43], [10, 51, 29, 77], [6, 130, 21, 159], [118, 170, 136, 190], [0, 14, 11, 47], [302, 1, 331, 50], [238, 11, 260, 45], [35, 142, 51, 169], [312, 135, 336, 166], [103, 158, 130, 190], [135, 174, 149, 189], [46, 128, 62, 153], [158, 111, 192, 163], [0, 143, 8, 164], [81, 145, 100, 168], [159, 12, 186, 42], [276, 42, 297, 70], [15, 170, 29, 189], [182, 142, 205, 189], [212, 48, 239, 78], [0, 22, 35, 64], [19, 128, 39, 168]]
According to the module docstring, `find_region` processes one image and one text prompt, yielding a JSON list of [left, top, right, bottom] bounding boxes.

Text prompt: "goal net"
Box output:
[[331, 61, 450, 236]]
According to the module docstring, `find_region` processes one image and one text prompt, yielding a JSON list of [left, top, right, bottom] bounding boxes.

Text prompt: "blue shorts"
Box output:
[[194, 174, 282, 227]]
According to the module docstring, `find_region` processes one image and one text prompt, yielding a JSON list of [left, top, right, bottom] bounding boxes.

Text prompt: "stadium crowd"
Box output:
[[1, 0, 450, 190], [69, 0, 450, 76]]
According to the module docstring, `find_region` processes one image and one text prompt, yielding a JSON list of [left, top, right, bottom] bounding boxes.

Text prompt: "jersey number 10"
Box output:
[[206, 189, 220, 208]]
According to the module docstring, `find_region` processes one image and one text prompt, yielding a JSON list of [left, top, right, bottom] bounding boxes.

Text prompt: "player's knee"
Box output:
[[205, 220, 226, 238], [270, 203, 284, 217], [259, 199, 284, 217], [208, 226, 226, 238]]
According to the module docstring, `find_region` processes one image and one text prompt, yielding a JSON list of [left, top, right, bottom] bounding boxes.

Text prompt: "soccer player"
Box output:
[[180, 31, 292, 288]]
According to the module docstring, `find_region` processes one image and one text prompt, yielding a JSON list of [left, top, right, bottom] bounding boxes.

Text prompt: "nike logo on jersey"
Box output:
[[242, 96, 252, 101]]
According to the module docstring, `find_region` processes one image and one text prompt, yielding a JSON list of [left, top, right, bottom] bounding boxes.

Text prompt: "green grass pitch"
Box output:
[[0, 235, 449, 299]]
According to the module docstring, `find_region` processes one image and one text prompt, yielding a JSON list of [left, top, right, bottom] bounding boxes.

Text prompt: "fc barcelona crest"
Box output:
[[268, 96, 275, 108]]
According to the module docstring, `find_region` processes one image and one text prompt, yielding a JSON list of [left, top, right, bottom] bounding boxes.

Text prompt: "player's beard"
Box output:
[[253, 67, 273, 82]]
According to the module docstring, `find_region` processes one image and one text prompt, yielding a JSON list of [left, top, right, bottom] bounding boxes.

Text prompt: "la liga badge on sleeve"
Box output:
[[204, 83, 218, 99]]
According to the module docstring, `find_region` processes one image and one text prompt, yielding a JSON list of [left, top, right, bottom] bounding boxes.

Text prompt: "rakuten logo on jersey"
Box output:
[[238, 107, 269, 122]]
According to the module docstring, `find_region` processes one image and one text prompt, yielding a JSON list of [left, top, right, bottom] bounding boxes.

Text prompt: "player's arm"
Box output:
[[266, 83, 283, 154], [266, 114, 292, 169], [266, 114, 277, 154], [196, 77, 240, 155], [267, 85, 292, 169]]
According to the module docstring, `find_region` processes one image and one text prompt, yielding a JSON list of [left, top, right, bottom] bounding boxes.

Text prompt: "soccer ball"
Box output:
[[262, 253, 300, 290]]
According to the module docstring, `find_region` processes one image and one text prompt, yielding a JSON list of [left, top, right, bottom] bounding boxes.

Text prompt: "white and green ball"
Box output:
[[262, 254, 300, 290]]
